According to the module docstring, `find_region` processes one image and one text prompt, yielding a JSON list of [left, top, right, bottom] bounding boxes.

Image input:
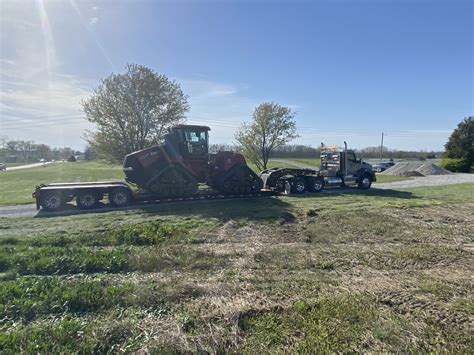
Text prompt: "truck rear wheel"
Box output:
[[307, 177, 324, 193], [291, 177, 307, 194], [40, 191, 65, 212], [109, 187, 131, 207], [76, 190, 100, 210]]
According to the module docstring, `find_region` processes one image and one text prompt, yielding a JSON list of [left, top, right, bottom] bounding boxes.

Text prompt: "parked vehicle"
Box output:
[[373, 160, 395, 172], [33, 125, 376, 212], [0, 163, 6, 171]]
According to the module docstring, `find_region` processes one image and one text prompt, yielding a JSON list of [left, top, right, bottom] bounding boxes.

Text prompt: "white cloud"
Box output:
[[90, 17, 99, 25]]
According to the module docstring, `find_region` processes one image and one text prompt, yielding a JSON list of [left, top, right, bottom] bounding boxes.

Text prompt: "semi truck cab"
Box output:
[[320, 142, 375, 189]]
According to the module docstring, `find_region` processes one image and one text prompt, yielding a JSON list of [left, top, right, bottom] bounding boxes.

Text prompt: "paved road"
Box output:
[[5, 162, 55, 171], [0, 174, 472, 218]]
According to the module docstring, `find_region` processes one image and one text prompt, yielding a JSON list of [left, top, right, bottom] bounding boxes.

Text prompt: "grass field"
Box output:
[[289, 158, 321, 166], [0, 160, 299, 206], [0, 162, 123, 205], [0, 183, 472, 352], [0, 160, 436, 206]]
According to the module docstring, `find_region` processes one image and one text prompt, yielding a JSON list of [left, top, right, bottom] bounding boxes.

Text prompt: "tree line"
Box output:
[[0, 137, 81, 163]]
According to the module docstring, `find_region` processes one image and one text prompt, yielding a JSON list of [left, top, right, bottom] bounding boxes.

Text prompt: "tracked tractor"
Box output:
[[122, 125, 263, 196]]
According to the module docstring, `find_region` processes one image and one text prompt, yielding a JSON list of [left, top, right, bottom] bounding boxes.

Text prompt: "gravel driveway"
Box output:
[[374, 173, 474, 189]]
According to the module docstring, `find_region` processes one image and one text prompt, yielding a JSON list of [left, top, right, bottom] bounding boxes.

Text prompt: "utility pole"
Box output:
[[379, 132, 384, 161]]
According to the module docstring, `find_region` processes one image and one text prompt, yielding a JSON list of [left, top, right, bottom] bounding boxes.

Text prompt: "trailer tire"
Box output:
[[358, 174, 372, 190], [109, 187, 131, 207], [291, 177, 307, 194], [307, 177, 324, 193], [76, 190, 100, 210], [40, 191, 65, 212]]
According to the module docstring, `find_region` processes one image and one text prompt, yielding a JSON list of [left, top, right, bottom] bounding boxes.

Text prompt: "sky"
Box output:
[[0, 0, 472, 151]]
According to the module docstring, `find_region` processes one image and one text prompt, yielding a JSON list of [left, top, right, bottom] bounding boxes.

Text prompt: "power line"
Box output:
[[1, 114, 452, 138], [0, 119, 91, 130], [1, 117, 89, 128], [0, 112, 84, 123]]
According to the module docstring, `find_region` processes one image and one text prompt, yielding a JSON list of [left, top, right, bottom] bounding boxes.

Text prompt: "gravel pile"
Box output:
[[381, 162, 452, 176], [416, 163, 452, 175], [380, 162, 422, 176]]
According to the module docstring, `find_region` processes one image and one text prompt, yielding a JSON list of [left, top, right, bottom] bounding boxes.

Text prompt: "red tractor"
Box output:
[[122, 125, 263, 196]]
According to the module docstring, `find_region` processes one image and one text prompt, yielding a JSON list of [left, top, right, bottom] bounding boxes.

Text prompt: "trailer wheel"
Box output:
[[76, 190, 100, 209], [40, 191, 65, 212], [109, 187, 131, 207], [358, 174, 372, 190], [307, 177, 324, 193], [291, 177, 307, 194]]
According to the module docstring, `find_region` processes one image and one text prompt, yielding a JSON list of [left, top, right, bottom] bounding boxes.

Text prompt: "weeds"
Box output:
[[0, 183, 472, 352]]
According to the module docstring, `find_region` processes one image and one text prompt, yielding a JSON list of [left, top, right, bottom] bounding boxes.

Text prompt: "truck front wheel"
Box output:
[[76, 190, 100, 209], [109, 187, 131, 207], [358, 174, 373, 190], [40, 191, 65, 212]]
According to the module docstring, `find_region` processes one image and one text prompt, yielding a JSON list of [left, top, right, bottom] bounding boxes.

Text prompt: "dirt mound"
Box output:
[[381, 162, 451, 176], [415, 163, 452, 176]]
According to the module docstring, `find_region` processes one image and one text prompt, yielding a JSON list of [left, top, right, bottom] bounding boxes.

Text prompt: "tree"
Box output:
[[444, 117, 473, 162], [82, 64, 190, 162], [84, 145, 97, 161], [442, 117, 473, 172], [235, 102, 298, 170]]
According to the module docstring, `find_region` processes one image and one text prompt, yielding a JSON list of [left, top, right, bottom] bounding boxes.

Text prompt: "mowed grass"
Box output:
[[0, 162, 123, 205], [374, 174, 412, 183], [1, 159, 300, 206], [289, 158, 321, 166], [246, 159, 302, 172], [0, 183, 473, 352]]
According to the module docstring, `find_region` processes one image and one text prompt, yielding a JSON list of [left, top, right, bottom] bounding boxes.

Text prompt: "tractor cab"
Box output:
[[167, 125, 210, 157]]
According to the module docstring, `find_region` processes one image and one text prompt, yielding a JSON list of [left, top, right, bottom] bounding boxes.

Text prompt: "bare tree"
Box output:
[[235, 102, 298, 170], [82, 64, 190, 162]]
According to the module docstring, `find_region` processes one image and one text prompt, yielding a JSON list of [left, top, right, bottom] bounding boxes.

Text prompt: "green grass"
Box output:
[[0, 183, 472, 352], [246, 159, 302, 173], [374, 174, 412, 183], [287, 158, 321, 167], [0, 162, 123, 205], [0, 160, 303, 205]]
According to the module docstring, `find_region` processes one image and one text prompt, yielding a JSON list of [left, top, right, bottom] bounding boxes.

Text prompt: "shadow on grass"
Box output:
[[35, 188, 416, 220], [36, 195, 292, 222]]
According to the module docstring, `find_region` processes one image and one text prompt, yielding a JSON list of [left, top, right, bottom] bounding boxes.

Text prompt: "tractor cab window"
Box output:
[[183, 130, 208, 155]]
